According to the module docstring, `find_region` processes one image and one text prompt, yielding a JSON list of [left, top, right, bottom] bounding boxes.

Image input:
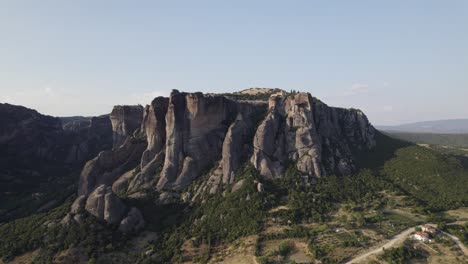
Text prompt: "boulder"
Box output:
[[61, 213, 73, 226], [73, 214, 85, 224], [158, 192, 180, 204], [84, 185, 127, 225], [70, 195, 87, 214], [257, 182, 264, 193], [231, 179, 245, 193], [119, 207, 145, 234]]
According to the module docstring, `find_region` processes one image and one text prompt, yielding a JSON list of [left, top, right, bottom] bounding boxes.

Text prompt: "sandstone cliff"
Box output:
[[77, 90, 376, 198], [251, 93, 375, 180], [72, 89, 376, 229]]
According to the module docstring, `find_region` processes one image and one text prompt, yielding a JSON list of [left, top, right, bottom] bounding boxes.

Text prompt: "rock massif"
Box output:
[[78, 104, 148, 196], [73, 89, 376, 229], [155, 91, 267, 191], [251, 93, 375, 180]]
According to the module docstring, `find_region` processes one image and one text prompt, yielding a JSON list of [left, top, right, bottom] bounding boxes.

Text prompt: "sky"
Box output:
[[1, 1, 467, 125]]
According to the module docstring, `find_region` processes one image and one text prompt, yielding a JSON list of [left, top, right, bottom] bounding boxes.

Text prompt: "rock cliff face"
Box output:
[[251, 93, 375, 180], [78, 137, 147, 195], [77, 90, 376, 197], [70, 89, 376, 231], [63, 115, 113, 163], [125, 97, 169, 192], [78, 104, 147, 195], [156, 91, 238, 190], [110, 105, 144, 148]]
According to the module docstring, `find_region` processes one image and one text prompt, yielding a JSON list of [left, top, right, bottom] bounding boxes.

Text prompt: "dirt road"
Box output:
[[346, 225, 468, 264], [345, 227, 416, 264], [443, 231, 468, 255]]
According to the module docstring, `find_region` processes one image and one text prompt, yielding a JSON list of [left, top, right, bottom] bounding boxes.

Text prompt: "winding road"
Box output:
[[345, 227, 416, 264], [345, 225, 468, 264], [442, 231, 468, 255]]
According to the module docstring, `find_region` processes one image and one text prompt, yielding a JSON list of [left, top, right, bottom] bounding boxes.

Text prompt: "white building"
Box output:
[[413, 231, 430, 242]]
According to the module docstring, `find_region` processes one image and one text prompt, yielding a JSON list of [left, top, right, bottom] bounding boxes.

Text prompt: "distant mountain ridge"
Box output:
[[377, 119, 468, 134]]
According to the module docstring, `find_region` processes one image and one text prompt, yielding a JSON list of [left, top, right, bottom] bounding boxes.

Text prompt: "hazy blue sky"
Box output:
[[1, 1, 467, 125]]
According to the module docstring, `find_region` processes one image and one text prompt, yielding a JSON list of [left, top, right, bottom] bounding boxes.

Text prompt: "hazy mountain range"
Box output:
[[377, 119, 468, 134]]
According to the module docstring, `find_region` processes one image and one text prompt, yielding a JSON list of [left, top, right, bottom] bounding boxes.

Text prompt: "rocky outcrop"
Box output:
[[61, 89, 375, 208], [119, 207, 145, 234], [156, 91, 237, 190], [140, 97, 169, 167], [78, 137, 147, 195], [251, 93, 375, 180], [84, 185, 127, 225], [110, 105, 144, 148], [70, 195, 87, 214], [196, 101, 268, 195], [125, 97, 169, 193], [69, 185, 145, 232]]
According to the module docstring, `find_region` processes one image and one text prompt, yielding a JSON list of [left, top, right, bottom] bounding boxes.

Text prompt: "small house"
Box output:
[[413, 231, 430, 242], [421, 225, 440, 235]]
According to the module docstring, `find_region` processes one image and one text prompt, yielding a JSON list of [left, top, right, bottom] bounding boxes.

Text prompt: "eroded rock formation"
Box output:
[[110, 105, 144, 148], [156, 91, 237, 190], [85, 185, 127, 225], [78, 137, 147, 195], [69, 89, 376, 233], [251, 93, 375, 180]]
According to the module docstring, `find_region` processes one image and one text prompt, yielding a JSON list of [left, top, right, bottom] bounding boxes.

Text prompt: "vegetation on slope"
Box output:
[[382, 145, 468, 210], [0, 201, 128, 263], [3, 130, 468, 262]]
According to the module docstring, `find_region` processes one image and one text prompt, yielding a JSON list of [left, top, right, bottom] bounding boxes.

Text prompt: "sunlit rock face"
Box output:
[[251, 93, 375, 180], [77, 90, 375, 200]]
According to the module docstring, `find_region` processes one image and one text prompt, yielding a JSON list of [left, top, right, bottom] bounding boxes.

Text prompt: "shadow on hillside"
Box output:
[[353, 131, 413, 171]]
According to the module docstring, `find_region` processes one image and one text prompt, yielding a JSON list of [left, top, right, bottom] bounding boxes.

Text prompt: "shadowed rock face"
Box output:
[[0, 103, 65, 163], [125, 97, 169, 192], [77, 104, 147, 195], [0, 104, 117, 221], [63, 115, 113, 163], [77, 104, 148, 196], [110, 105, 144, 148], [78, 137, 147, 195]]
